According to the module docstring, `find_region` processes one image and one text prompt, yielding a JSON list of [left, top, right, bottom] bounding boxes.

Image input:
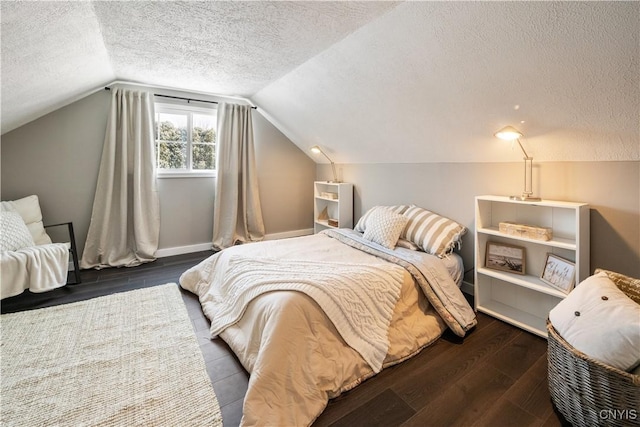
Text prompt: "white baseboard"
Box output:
[[461, 280, 474, 296], [155, 229, 314, 258], [263, 228, 314, 241], [155, 242, 214, 258]]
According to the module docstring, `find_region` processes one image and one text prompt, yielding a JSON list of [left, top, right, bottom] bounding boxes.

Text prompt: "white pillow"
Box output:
[[549, 272, 640, 372], [354, 205, 409, 233], [0, 211, 36, 251], [1, 195, 52, 245], [362, 208, 409, 249]]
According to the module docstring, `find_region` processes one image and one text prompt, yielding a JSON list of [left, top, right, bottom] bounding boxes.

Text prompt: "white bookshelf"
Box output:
[[314, 182, 353, 234], [474, 195, 590, 338]]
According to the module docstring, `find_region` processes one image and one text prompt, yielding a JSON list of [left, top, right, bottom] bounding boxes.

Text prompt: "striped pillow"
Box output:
[[396, 238, 420, 251], [401, 205, 467, 257], [354, 205, 409, 233]]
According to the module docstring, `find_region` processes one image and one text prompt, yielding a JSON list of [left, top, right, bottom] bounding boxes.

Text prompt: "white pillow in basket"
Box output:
[[0, 211, 35, 251], [362, 208, 408, 249], [549, 272, 640, 372]]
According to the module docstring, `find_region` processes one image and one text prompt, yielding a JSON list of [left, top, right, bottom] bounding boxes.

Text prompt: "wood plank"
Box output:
[[394, 317, 521, 410], [221, 398, 244, 427], [400, 363, 515, 427], [315, 337, 455, 426], [329, 389, 415, 427], [505, 353, 556, 421], [486, 329, 548, 380], [212, 371, 249, 407], [205, 354, 247, 383], [472, 398, 543, 427]]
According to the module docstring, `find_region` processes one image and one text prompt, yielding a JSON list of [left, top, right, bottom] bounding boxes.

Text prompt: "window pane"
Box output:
[[158, 142, 187, 169], [157, 113, 187, 142], [154, 106, 217, 174], [192, 143, 215, 170], [193, 114, 216, 143]]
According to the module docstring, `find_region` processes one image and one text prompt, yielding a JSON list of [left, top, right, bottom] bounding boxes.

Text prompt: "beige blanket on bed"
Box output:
[[180, 231, 475, 426], [212, 256, 404, 372]]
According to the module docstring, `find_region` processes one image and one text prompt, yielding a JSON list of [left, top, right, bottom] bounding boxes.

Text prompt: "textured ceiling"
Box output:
[[255, 1, 639, 163], [92, 1, 399, 96], [2, 1, 638, 163], [1, 1, 398, 134], [1, 1, 115, 134]]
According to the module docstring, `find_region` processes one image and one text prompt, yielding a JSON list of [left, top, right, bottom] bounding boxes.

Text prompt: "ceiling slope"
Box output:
[[252, 1, 639, 163], [92, 1, 399, 97], [1, 1, 115, 134], [1, 1, 399, 135]]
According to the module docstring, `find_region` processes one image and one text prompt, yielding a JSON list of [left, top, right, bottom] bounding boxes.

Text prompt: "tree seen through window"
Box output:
[[155, 108, 216, 171]]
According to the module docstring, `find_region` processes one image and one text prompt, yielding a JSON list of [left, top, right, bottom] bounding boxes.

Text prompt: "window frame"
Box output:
[[154, 102, 217, 178]]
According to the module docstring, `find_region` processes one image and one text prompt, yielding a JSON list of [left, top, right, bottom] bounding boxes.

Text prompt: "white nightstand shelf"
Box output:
[[476, 226, 577, 250], [474, 196, 590, 338], [476, 267, 568, 299], [314, 182, 353, 234]]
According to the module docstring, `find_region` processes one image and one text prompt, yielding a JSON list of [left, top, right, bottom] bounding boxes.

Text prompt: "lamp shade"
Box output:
[[494, 126, 523, 141]]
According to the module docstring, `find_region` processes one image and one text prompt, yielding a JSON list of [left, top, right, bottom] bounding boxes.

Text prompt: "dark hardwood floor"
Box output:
[[1, 252, 568, 427]]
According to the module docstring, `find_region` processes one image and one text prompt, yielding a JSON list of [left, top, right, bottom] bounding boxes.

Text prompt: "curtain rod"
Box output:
[[104, 87, 257, 109]]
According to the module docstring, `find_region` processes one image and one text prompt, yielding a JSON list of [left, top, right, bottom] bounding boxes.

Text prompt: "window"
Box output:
[[154, 103, 217, 176]]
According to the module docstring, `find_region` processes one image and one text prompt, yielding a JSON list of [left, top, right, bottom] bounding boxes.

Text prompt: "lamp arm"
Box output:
[[330, 162, 338, 183], [516, 138, 535, 198], [516, 139, 531, 159], [317, 148, 332, 163], [315, 147, 339, 182]]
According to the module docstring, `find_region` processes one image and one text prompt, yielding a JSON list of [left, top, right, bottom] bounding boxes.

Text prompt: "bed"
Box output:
[[180, 206, 477, 426]]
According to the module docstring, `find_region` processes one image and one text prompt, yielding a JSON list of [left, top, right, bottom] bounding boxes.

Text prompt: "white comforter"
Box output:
[[180, 230, 476, 426]]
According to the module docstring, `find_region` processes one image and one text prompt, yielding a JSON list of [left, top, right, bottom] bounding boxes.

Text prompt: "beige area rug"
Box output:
[[1, 284, 222, 426]]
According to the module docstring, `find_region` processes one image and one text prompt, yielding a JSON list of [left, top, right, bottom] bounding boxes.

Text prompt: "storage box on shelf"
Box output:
[[314, 182, 353, 234], [474, 195, 590, 337]]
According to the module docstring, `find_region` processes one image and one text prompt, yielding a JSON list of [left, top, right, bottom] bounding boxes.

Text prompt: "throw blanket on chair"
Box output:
[[208, 256, 405, 372], [1, 243, 69, 299]]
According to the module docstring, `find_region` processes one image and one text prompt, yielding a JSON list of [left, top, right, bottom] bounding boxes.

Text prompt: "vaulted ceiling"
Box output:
[[1, 1, 398, 133], [2, 1, 638, 163]]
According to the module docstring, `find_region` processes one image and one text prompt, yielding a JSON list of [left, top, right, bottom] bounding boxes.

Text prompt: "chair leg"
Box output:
[[44, 221, 81, 285], [67, 222, 81, 285]]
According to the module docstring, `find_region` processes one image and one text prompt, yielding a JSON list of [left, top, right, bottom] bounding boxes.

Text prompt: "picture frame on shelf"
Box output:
[[485, 241, 526, 275], [541, 253, 576, 293]]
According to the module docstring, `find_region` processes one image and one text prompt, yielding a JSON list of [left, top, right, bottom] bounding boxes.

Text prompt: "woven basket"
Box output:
[[547, 269, 640, 427]]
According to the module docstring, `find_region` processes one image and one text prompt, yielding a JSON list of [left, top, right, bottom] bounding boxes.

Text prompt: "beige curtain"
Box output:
[[212, 103, 265, 250], [81, 88, 160, 269]]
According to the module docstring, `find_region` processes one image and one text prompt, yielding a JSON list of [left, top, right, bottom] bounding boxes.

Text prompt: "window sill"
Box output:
[[156, 171, 217, 179]]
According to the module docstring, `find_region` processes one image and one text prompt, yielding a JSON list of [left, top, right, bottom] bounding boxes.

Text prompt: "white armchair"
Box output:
[[1, 195, 80, 300]]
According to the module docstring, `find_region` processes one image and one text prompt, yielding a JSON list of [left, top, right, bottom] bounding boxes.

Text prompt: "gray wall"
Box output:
[[1, 88, 316, 258], [3, 85, 637, 281], [318, 161, 640, 280]]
